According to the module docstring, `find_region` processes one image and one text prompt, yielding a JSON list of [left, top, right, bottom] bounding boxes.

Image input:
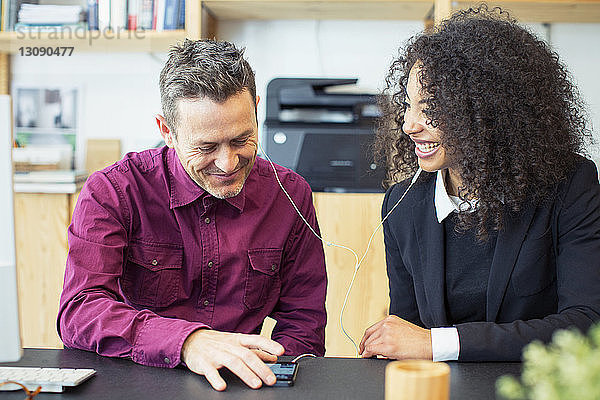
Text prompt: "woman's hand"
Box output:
[[359, 315, 433, 360]]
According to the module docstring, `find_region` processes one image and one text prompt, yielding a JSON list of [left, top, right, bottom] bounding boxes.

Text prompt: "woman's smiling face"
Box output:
[[402, 64, 451, 173]]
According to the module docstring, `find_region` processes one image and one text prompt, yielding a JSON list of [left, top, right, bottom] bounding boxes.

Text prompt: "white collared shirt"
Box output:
[[434, 169, 478, 223]]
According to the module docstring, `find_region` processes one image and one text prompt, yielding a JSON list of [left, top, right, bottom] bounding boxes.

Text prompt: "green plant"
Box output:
[[496, 324, 600, 400]]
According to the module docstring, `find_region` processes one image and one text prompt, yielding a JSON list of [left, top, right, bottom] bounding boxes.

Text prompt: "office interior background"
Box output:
[[12, 18, 600, 162], [2, 0, 600, 357]]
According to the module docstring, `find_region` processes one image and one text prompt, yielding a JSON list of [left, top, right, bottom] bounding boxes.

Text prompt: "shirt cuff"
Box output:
[[431, 327, 460, 361], [132, 317, 208, 368]]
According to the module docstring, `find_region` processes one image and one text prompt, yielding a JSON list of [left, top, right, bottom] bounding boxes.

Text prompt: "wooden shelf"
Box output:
[[202, 0, 600, 23], [456, 0, 600, 23], [203, 0, 434, 21], [0, 30, 187, 54]]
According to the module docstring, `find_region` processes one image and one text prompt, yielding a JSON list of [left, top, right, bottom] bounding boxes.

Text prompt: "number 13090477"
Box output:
[[19, 47, 74, 56]]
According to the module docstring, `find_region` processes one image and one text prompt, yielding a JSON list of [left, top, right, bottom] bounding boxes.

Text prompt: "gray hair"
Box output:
[[159, 39, 256, 136]]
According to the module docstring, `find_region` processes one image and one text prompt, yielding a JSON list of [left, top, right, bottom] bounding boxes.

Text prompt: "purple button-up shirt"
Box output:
[[58, 146, 327, 368]]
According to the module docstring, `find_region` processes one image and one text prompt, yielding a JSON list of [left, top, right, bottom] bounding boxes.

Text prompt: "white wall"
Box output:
[[11, 19, 600, 164], [550, 23, 600, 159], [218, 20, 423, 124]]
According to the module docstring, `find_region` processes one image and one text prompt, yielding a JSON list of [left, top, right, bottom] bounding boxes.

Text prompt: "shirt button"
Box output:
[[207, 261, 213, 268], [204, 217, 211, 224], [271, 264, 277, 271], [164, 357, 171, 364], [203, 300, 209, 307], [151, 259, 158, 266]]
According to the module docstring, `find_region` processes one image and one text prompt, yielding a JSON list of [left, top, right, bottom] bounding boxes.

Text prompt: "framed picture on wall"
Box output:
[[15, 87, 78, 132], [12, 85, 81, 171]]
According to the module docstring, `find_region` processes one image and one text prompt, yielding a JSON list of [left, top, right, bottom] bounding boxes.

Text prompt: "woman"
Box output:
[[360, 5, 600, 362]]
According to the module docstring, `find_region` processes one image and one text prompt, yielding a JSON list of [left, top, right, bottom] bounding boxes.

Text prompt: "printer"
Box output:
[[263, 78, 385, 192]]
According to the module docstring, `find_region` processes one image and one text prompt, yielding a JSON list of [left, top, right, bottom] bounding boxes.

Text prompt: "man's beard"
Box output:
[[196, 159, 252, 199]]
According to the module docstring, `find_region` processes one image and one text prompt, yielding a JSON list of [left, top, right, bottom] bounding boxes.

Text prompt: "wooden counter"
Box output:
[[14, 191, 79, 348]]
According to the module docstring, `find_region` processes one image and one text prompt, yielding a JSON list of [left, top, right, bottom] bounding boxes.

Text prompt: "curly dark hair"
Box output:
[[374, 4, 592, 238]]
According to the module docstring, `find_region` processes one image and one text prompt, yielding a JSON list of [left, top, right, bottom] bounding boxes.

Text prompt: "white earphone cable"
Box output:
[[257, 139, 421, 357]]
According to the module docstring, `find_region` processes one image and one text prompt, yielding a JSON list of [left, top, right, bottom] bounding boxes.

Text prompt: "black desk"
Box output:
[[1, 349, 520, 399]]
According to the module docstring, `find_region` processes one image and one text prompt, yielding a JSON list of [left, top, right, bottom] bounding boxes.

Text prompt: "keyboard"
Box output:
[[0, 367, 96, 393]]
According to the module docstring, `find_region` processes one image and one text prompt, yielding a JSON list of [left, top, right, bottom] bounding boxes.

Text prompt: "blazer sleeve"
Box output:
[[456, 159, 600, 361], [384, 184, 423, 326]]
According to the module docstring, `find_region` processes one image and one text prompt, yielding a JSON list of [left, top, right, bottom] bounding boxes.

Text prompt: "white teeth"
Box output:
[[415, 142, 440, 153]]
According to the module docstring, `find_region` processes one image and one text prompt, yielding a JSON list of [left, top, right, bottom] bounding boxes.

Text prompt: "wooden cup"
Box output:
[[385, 360, 450, 400]]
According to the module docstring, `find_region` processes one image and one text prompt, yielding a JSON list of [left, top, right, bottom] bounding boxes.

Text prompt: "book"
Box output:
[[9, 0, 40, 31], [127, 0, 138, 30], [13, 169, 88, 184], [110, 0, 126, 30], [18, 4, 82, 25], [163, 0, 178, 30], [177, 0, 184, 29], [13, 169, 87, 194], [13, 181, 84, 194], [138, 0, 153, 30], [154, 0, 165, 31], [98, 0, 110, 30], [0, 0, 7, 31], [87, 0, 98, 30]]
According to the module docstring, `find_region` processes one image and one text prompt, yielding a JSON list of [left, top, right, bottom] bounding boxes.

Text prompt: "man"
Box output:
[[58, 39, 327, 391]]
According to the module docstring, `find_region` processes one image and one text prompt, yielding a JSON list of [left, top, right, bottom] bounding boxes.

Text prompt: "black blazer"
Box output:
[[383, 158, 600, 361]]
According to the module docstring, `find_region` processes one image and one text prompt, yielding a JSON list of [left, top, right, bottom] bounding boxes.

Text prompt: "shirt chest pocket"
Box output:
[[122, 243, 184, 308], [244, 248, 282, 310]]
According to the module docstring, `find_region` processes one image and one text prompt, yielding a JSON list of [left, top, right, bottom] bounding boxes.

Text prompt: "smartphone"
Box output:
[[267, 362, 298, 387]]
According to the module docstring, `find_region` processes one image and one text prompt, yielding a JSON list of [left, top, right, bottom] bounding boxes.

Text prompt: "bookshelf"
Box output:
[[0, 0, 202, 54]]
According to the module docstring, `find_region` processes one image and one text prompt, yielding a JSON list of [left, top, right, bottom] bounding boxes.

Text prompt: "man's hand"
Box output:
[[181, 329, 285, 391], [359, 315, 432, 360]]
